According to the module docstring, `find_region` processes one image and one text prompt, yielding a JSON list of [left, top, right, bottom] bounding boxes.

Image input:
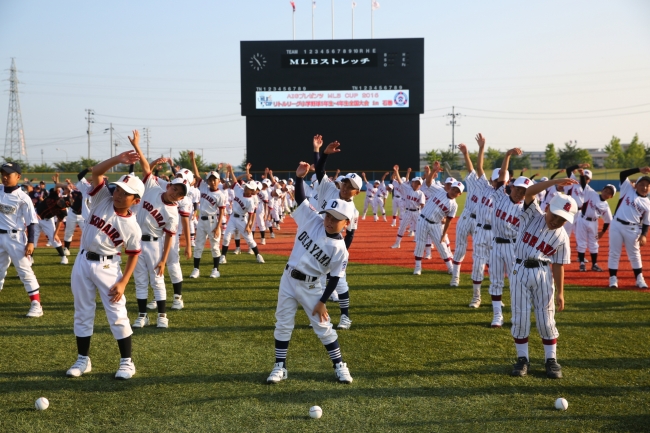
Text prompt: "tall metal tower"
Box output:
[[4, 58, 28, 162]]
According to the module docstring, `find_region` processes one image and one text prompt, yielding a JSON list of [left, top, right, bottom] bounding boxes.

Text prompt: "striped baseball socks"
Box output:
[[274, 339, 289, 367], [338, 292, 350, 317], [324, 340, 342, 366]]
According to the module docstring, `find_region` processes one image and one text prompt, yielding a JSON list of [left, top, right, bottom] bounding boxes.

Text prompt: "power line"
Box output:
[[94, 112, 240, 121], [456, 102, 650, 115]]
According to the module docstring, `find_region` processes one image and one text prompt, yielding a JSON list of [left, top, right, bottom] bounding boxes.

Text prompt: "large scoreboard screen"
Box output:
[[240, 38, 424, 171]]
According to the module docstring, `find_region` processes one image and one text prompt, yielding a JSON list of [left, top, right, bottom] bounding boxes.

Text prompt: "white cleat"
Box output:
[[637, 274, 648, 289], [334, 362, 353, 384], [146, 300, 157, 310], [171, 295, 184, 310], [63, 247, 71, 256], [390, 243, 401, 249], [248, 249, 255, 255], [446, 265, 453, 274], [469, 295, 481, 308], [338, 314, 352, 330], [189, 268, 200, 278], [210, 268, 221, 278], [424, 253, 432, 260], [409, 231, 415, 237], [390, 223, 396, 227], [132, 313, 149, 328], [115, 358, 136, 380], [256, 254, 265, 264], [233, 247, 241, 255], [373, 215, 378, 222], [60, 256, 69, 265], [157, 313, 169, 328], [609, 276, 618, 288], [26, 300, 43, 318], [491, 313, 504, 328], [362, 216, 366, 220], [260, 238, 266, 245], [66, 355, 91, 377], [267, 362, 288, 384], [450, 276, 460, 287], [45, 242, 52, 247], [413, 267, 422, 275], [219, 256, 227, 264], [270, 233, 275, 239]]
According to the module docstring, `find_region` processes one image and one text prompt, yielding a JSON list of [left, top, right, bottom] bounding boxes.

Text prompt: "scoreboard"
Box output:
[[240, 38, 424, 171]]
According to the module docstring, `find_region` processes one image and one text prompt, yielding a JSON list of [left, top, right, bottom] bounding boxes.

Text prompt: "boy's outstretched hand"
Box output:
[[296, 161, 310, 178], [118, 151, 140, 165]]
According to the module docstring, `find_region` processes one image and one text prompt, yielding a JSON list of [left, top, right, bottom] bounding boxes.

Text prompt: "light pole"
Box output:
[[56, 148, 68, 162]]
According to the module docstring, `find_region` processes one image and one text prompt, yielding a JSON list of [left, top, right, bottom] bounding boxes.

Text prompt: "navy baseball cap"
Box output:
[[1, 162, 22, 175]]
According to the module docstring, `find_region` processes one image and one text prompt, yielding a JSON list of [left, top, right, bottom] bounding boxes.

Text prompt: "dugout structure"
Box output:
[[240, 38, 424, 172]]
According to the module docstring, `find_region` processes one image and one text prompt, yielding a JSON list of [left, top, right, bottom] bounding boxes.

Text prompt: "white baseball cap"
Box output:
[[206, 171, 220, 180], [335, 175, 345, 183], [401, 177, 406, 182], [374, 180, 380, 184], [178, 168, 194, 183], [319, 199, 355, 221], [491, 168, 510, 182], [540, 177, 549, 182], [111, 175, 145, 198], [549, 193, 578, 224], [343, 173, 362, 190], [583, 169, 593, 179], [604, 184, 617, 194], [262, 179, 272, 187], [279, 179, 287, 184], [444, 177, 456, 184], [256, 181, 262, 190], [513, 176, 533, 188], [274, 176, 280, 182], [274, 188, 282, 196], [387, 184, 393, 190], [243, 180, 257, 190], [411, 177, 423, 185], [450, 180, 465, 193], [288, 178, 294, 183], [170, 177, 189, 195]]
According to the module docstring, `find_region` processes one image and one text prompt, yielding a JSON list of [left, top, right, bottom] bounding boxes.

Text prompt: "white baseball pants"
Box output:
[[165, 234, 183, 284], [134, 239, 166, 301], [471, 226, 492, 282], [0, 231, 39, 292], [194, 216, 222, 258], [453, 212, 476, 263], [64, 210, 85, 242], [414, 217, 450, 261], [392, 196, 402, 218], [34, 218, 62, 248], [274, 269, 338, 345], [489, 241, 515, 296], [71, 253, 132, 340], [510, 263, 558, 341], [575, 216, 599, 254], [397, 209, 419, 237], [608, 220, 643, 269], [223, 215, 257, 249]]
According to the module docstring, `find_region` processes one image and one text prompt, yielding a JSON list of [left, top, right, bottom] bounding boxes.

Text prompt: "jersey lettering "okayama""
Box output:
[[297, 231, 332, 267]]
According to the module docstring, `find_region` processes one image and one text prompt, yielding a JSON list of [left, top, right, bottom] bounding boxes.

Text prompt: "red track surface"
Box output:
[[53, 215, 649, 292]]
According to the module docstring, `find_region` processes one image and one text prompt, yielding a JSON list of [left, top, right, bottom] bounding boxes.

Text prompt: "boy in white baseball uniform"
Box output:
[[575, 172, 613, 272], [128, 132, 185, 328], [509, 177, 578, 379], [0, 162, 41, 317], [391, 167, 425, 249], [267, 161, 354, 385], [66, 150, 143, 380], [607, 167, 650, 288], [188, 152, 226, 278]]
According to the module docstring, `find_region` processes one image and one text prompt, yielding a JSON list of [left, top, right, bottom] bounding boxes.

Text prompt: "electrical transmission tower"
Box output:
[[85, 108, 95, 159], [4, 58, 28, 162], [446, 106, 462, 153], [142, 127, 150, 159]]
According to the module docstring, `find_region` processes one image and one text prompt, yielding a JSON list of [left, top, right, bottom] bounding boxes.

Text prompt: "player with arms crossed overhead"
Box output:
[[390, 167, 425, 249], [66, 149, 144, 380], [413, 162, 461, 275], [486, 148, 530, 328], [312, 135, 362, 329], [607, 166, 650, 289], [450, 136, 485, 287], [267, 160, 354, 385], [509, 177, 578, 379], [0, 162, 41, 317], [127, 133, 185, 328]]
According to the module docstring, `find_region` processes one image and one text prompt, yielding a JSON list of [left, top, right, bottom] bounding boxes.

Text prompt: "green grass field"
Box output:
[[1, 244, 649, 432]]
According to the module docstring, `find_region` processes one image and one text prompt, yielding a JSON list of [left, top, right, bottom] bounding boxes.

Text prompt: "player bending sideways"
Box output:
[[66, 150, 144, 380], [267, 161, 354, 385], [509, 177, 578, 379]]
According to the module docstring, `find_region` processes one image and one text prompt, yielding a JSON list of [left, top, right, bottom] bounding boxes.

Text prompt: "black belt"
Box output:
[[201, 215, 215, 220], [477, 223, 492, 230], [470, 213, 477, 219], [0, 229, 18, 234], [406, 208, 419, 212], [495, 237, 515, 244], [233, 213, 242, 218], [394, 196, 401, 198], [141, 235, 159, 242], [581, 215, 595, 222], [81, 249, 114, 261], [285, 264, 318, 283], [616, 218, 631, 226], [419, 214, 439, 225], [516, 258, 549, 268]]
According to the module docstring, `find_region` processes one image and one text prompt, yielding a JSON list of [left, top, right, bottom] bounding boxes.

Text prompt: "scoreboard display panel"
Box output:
[[240, 38, 424, 171]]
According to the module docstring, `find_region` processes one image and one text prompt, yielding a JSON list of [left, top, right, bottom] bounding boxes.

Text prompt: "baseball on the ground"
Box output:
[[554, 398, 568, 410], [35, 397, 49, 410], [309, 405, 322, 419]]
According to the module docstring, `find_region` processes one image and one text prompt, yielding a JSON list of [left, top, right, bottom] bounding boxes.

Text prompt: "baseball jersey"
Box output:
[[398, 182, 425, 210], [76, 178, 93, 220], [490, 186, 523, 240], [195, 178, 226, 216], [474, 181, 496, 226], [257, 189, 269, 214], [614, 179, 650, 225], [420, 183, 458, 223], [0, 186, 37, 230], [316, 177, 359, 231], [82, 181, 142, 256], [232, 184, 257, 216], [581, 185, 613, 222], [463, 170, 485, 216], [136, 174, 179, 238], [365, 181, 376, 199], [391, 179, 402, 198], [287, 199, 349, 278], [514, 199, 571, 264]]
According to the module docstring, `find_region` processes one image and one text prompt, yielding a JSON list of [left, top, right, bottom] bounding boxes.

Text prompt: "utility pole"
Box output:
[[85, 108, 94, 159], [331, 0, 334, 39], [143, 127, 150, 159], [4, 58, 28, 162], [41, 149, 43, 165], [110, 123, 113, 172], [446, 106, 461, 152]]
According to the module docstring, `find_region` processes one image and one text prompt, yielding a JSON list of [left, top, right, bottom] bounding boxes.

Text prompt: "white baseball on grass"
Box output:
[[309, 405, 322, 419], [554, 397, 568, 410], [35, 397, 49, 410]]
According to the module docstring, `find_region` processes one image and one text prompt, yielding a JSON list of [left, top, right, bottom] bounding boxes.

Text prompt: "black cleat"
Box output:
[[545, 358, 563, 379], [511, 357, 530, 377], [591, 264, 603, 272], [579, 263, 586, 272]]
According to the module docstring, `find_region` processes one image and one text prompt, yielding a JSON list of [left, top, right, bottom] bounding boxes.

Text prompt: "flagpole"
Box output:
[[351, 4, 354, 39], [331, 0, 334, 39], [312, 2, 315, 39], [371, 0, 374, 39], [293, 9, 296, 40]]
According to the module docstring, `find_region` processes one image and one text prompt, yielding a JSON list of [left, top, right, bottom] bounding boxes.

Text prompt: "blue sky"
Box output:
[[1, 0, 649, 167]]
